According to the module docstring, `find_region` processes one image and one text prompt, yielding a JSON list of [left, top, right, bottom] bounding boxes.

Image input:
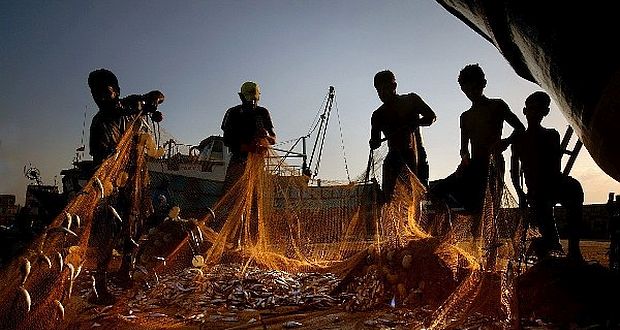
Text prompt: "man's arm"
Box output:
[[459, 114, 471, 163], [510, 143, 527, 208], [369, 111, 382, 150], [259, 108, 276, 145], [412, 94, 436, 127], [503, 104, 526, 143], [221, 108, 233, 147], [89, 117, 113, 166], [494, 102, 526, 153]]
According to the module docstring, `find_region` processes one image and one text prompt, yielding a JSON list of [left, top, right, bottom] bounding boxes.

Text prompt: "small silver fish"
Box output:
[[56, 252, 63, 272], [74, 214, 81, 228], [54, 300, 65, 320], [20, 287, 31, 313], [94, 177, 105, 199], [48, 226, 78, 238], [40, 253, 52, 269], [21, 258, 31, 285], [74, 264, 82, 280], [67, 264, 75, 297], [91, 275, 98, 300], [154, 256, 166, 266], [109, 206, 123, 223], [64, 212, 72, 231]]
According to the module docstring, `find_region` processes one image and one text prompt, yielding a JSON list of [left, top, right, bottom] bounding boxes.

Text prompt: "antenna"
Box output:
[[74, 106, 88, 165]]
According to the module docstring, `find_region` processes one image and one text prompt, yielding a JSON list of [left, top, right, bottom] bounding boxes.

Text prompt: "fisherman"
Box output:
[[218, 81, 276, 229], [87, 68, 164, 304], [89, 69, 164, 167], [433, 64, 524, 216], [369, 70, 436, 199], [511, 91, 584, 261]]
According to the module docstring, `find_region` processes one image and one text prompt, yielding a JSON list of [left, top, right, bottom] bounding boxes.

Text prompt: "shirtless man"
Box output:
[[457, 64, 524, 212], [511, 91, 583, 261], [369, 70, 436, 199]]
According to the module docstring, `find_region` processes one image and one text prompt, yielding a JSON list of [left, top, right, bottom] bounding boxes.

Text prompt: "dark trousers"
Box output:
[[382, 149, 428, 200], [529, 175, 583, 254]]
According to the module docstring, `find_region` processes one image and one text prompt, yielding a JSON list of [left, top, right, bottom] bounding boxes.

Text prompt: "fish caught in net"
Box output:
[[0, 118, 539, 329]]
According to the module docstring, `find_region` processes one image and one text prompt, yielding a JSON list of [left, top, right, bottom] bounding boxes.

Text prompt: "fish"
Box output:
[[74, 214, 81, 228], [64, 212, 72, 231], [48, 226, 78, 238], [54, 300, 65, 320], [20, 287, 31, 313], [154, 256, 166, 266], [74, 264, 82, 280], [109, 206, 123, 223], [21, 258, 31, 285], [94, 177, 105, 199], [39, 253, 52, 269], [195, 226, 204, 243], [57, 252, 64, 272], [91, 275, 98, 300], [67, 264, 75, 297]]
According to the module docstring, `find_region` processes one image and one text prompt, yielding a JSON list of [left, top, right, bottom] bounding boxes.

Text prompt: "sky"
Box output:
[[1, 0, 619, 205]]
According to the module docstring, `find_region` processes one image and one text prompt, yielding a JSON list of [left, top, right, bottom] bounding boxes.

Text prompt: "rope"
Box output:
[[334, 98, 351, 182], [306, 92, 329, 137], [313, 97, 332, 179]]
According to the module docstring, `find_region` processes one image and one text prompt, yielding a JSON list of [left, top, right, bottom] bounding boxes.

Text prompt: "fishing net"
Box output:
[[0, 119, 535, 329]]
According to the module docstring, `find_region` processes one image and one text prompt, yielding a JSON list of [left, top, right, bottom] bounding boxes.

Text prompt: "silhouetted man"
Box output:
[[87, 68, 164, 304], [455, 64, 524, 212], [89, 69, 163, 167], [511, 91, 583, 261], [218, 81, 276, 231], [369, 70, 436, 199]]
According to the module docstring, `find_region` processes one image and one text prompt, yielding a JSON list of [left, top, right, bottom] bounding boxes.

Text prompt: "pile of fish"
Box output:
[[76, 264, 351, 325]]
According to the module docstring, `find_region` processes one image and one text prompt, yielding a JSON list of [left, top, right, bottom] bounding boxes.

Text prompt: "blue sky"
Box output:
[[1, 0, 618, 204]]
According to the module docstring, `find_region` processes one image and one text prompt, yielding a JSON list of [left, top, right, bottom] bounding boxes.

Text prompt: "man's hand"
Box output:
[[257, 129, 276, 145], [369, 139, 381, 150], [151, 111, 163, 123], [455, 156, 470, 177], [490, 138, 511, 155]]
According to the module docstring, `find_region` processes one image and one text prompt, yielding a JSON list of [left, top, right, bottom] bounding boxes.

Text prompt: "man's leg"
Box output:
[[89, 210, 117, 304], [217, 154, 247, 230], [531, 195, 562, 258], [556, 176, 584, 261], [382, 153, 399, 203], [417, 146, 429, 188]]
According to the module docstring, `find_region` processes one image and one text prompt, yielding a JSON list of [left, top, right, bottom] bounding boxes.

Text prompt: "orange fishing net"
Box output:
[[0, 121, 535, 329]]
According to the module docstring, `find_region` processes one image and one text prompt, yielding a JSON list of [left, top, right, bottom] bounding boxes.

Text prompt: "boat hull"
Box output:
[[437, 0, 620, 182]]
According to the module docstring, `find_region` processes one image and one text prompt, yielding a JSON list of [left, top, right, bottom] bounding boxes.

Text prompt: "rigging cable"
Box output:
[[312, 89, 334, 179], [306, 92, 329, 138], [334, 98, 351, 182]]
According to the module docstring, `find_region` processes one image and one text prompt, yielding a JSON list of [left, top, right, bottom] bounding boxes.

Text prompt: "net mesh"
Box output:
[[0, 121, 536, 329]]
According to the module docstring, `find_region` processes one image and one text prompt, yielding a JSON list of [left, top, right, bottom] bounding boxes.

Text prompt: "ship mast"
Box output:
[[304, 86, 335, 179]]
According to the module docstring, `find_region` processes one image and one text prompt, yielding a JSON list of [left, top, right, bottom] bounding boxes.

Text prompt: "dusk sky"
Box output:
[[2, 0, 619, 204]]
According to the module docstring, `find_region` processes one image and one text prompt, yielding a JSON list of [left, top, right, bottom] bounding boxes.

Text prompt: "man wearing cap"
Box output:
[[220, 82, 276, 215]]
